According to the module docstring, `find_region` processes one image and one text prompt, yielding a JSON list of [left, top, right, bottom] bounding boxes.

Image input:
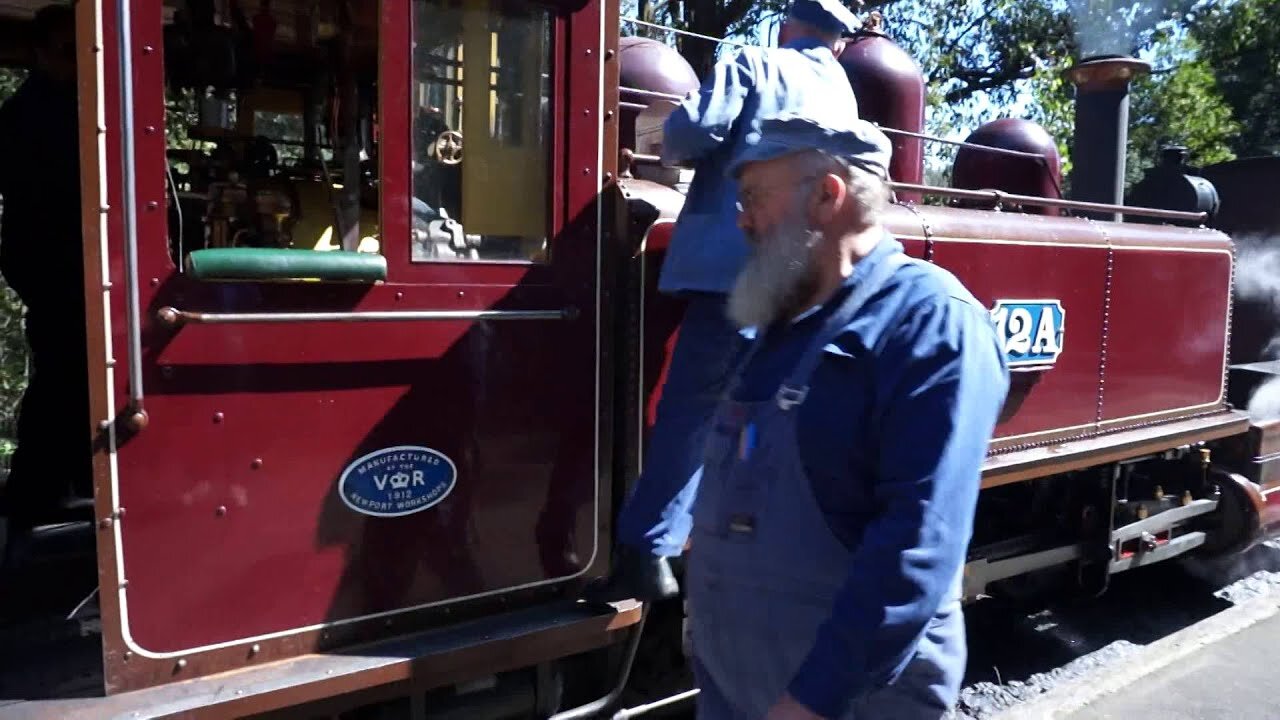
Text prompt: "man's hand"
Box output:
[[763, 693, 825, 720]]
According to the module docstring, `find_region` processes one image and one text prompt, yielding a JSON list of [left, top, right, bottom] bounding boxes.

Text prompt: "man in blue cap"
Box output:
[[684, 114, 1009, 719], [593, 0, 866, 602]]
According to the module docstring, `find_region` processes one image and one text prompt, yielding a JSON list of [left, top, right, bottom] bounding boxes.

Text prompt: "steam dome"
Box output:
[[952, 118, 1063, 215], [618, 36, 700, 151], [837, 14, 925, 199]]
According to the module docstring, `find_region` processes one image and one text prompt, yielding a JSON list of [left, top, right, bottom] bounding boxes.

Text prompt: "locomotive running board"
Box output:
[[0, 599, 641, 720], [982, 411, 1251, 488]]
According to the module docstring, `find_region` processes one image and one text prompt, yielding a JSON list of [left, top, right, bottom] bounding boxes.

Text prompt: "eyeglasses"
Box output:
[[735, 173, 820, 213]]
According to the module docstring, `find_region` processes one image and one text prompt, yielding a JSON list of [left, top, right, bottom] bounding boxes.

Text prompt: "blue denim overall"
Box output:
[[687, 252, 962, 719]]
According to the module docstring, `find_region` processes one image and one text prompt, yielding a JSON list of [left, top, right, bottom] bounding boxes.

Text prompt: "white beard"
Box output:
[[727, 216, 821, 330]]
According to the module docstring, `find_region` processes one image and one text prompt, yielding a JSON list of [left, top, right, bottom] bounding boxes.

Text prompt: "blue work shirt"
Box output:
[[735, 237, 1010, 715], [658, 37, 857, 296]]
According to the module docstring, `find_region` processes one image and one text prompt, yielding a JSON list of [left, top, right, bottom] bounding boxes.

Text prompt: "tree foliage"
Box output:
[[0, 68, 22, 98], [1125, 36, 1239, 183], [878, 0, 1245, 189], [1191, 0, 1280, 157], [624, 0, 1276, 183], [629, 0, 1235, 188]]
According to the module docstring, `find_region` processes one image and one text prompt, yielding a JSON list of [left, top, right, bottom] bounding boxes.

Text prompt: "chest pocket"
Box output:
[[797, 351, 881, 543]]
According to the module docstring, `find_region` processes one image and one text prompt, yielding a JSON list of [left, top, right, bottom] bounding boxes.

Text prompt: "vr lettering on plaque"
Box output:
[[338, 446, 457, 517]]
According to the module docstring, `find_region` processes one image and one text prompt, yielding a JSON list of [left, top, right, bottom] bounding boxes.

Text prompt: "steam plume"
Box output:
[[1232, 236, 1280, 422], [1066, 0, 1176, 59]]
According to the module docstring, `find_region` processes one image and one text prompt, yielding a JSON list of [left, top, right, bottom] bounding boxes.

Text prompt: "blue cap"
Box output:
[[730, 114, 893, 180], [787, 0, 860, 36]]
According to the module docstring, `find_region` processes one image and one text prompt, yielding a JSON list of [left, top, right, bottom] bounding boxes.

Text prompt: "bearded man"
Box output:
[[686, 115, 1009, 720]]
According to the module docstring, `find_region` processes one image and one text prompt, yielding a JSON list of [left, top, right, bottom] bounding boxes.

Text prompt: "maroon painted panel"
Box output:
[[120, 306, 595, 652], [107, 0, 607, 657], [929, 239, 1107, 440], [634, 199, 1229, 454], [1102, 246, 1231, 421], [632, 197, 1115, 446]]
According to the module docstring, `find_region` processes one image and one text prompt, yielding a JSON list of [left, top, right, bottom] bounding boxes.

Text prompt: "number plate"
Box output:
[[990, 299, 1065, 368]]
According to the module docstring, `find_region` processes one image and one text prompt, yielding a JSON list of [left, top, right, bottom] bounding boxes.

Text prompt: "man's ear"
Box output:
[[810, 173, 845, 225]]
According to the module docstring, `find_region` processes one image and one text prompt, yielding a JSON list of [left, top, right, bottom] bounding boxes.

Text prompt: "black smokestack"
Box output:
[[1066, 56, 1150, 220]]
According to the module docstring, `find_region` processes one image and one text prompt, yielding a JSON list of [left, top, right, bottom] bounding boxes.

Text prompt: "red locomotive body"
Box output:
[[0, 1, 1277, 718]]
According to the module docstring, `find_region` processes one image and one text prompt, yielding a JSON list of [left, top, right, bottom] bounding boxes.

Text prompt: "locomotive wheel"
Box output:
[[433, 130, 463, 165]]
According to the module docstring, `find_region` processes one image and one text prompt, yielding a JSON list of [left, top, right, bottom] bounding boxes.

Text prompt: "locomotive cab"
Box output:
[[0, 0, 646, 715]]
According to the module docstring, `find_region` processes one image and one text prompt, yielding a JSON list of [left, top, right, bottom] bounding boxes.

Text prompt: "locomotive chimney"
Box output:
[[1066, 56, 1150, 220]]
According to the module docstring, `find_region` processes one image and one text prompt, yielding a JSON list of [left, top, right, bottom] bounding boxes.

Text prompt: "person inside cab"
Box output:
[[0, 3, 93, 565]]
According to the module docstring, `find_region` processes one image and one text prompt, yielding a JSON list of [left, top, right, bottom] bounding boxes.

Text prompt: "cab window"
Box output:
[[162, 0, 382, 276], [410, 0, 554, 263]]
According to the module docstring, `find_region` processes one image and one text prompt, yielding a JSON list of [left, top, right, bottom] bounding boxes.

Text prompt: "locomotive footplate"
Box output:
[[964, 486, 1233, 601], [0, 600, 642, 720], [964, 411, 1253, 599], [1108, 498, 1218, 573]]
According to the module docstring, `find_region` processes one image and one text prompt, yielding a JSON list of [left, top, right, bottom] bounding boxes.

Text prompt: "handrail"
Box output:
[[875, 125, 1052, 163], [627, 152, 663, 164], [612, 688, 700, 719], [156, 307, 576, 327], [621, 152, 1205, 222], [616, 88, 1064, 191], [619, 86, 685, 103], [548, 606, 650, 720], [886, 182, 1208, 222], [875, 125, 1067, 197], [118, 0, 148, 430], [620, 17, 755, 49], [619, 88, 1051, 169]]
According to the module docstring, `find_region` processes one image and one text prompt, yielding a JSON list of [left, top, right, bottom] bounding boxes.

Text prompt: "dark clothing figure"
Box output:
[[0, 66, 92, 535]]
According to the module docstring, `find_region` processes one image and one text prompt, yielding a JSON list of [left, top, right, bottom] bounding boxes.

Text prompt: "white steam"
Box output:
[[1233, 239, 1280, 311], [1247, 380, 1280, 423], [1232, 236, 1280, 422], [1066, 0, 1175, 58]]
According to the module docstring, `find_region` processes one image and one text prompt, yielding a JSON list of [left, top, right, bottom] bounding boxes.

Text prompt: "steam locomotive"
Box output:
[[2, 0, 1279, 718], [620, 18, 1280, 604]]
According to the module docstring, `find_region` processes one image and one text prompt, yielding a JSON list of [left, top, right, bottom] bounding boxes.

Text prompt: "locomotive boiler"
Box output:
[[1, 1, 1278, 718]]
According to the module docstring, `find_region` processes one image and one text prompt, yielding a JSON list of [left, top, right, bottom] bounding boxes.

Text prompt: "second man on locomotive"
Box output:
[[594, 0, 866, 601]]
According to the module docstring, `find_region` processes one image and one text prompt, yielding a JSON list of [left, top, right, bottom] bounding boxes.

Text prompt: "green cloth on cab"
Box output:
[[185, 248, 387, 282]]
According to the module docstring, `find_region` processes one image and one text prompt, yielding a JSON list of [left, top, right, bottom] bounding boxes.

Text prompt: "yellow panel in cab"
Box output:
[[290, 179, 379, 251], [460, 0, 547, 240]]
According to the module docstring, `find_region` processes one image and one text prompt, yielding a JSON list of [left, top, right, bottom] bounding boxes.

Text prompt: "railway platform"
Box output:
[[992, 585, 1280, 720], [1063, 609, 1280, 719]]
